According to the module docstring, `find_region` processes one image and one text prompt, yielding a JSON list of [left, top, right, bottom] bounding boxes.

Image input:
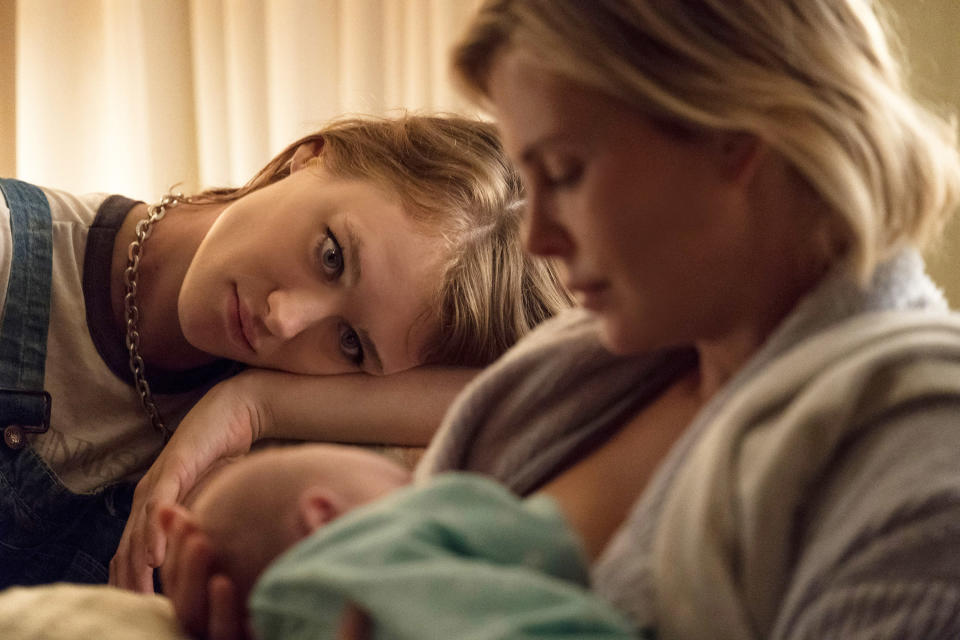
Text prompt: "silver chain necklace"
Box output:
[[123, 193, 183, 441]]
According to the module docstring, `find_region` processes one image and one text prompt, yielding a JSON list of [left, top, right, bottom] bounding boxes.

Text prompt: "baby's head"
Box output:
[[178, 444, 411, 604]]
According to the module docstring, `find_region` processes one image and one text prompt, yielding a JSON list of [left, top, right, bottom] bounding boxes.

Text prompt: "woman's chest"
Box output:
[[538, 375, 703, 560]]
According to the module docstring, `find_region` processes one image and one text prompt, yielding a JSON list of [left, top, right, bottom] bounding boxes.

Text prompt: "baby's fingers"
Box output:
[[109, 515, 154, 592], [208, 574, 246, 640], [337, 605, 371, 640], [144, 474, 183, 567], [161, 508, 214, 637], [157, 505, 190, 593]]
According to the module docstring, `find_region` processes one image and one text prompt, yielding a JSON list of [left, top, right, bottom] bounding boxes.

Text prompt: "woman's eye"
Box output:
[[542, 161, 583, 189], [318, 230, 344, 278], [339, 325, 364, 365]]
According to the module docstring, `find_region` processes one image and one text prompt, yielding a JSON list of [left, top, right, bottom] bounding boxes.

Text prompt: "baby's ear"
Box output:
[[296, 487, 342, 536], [156, 503, 193, 535]]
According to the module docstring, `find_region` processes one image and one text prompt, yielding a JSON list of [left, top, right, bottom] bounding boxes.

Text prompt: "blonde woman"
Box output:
[[164, 1, 960, 638], [0, 114, 572, 590], [424, 1, 960, 638]]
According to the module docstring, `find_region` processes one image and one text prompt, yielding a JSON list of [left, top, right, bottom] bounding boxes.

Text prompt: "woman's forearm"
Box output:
[[233, 367, 479, 446]]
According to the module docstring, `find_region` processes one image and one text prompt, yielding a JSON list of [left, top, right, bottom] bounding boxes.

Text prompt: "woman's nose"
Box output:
[[263, 287, 335, 340], [523, 190, 574, 258]]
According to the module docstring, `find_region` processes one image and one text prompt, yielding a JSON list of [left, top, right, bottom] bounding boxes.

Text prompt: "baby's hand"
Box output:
[[158, 505, 249, 640], [337, 605, 371, 640]]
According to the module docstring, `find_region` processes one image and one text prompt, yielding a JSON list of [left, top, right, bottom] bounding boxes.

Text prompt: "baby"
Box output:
[[160, 445, 410, 613], [159, 444, 635, 640]]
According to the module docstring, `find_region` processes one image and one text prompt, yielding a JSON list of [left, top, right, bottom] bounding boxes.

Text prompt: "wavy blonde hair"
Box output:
[[453, 0, 960, 281], [185, 114, 573, 367]]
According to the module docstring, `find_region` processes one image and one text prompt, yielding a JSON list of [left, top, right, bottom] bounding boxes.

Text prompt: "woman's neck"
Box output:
[[694, 328, 771, 400], [692, 241, 831, 401], [691, 154, 840, 401], [110, 200, 227, 371]]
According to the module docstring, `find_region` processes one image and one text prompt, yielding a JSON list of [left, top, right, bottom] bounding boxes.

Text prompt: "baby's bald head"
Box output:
[[189, 444, 411, 602]]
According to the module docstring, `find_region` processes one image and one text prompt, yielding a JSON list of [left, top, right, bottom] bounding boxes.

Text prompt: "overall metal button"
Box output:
[[3, 425, 26, 450]]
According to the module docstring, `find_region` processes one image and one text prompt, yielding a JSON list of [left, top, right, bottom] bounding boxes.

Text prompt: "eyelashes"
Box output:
[[542, 163, 583, 189], [317, 228, 344, 279], [339, 325, 363, 365], [318, 228, 364, 367]]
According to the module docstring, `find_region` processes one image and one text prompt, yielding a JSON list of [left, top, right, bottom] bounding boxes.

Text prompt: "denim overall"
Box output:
[[0, 179, 135, 586]]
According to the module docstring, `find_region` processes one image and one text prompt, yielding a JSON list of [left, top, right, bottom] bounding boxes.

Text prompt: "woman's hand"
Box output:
[[110, 365, 473, 590], [109, 372, 268, 592]]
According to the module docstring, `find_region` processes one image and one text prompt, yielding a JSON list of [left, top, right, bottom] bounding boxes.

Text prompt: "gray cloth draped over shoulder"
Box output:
[[417, 249, 960, 640], [415, 311, 697, 495]]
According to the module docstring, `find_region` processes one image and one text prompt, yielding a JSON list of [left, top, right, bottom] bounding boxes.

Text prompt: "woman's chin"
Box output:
[[595, 315, 662, 357], [180, 327, 234, 366], [596, 318, 637, 355]]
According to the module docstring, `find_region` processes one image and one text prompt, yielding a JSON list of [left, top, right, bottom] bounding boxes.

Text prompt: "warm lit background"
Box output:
[[0, 0, 957, 303]]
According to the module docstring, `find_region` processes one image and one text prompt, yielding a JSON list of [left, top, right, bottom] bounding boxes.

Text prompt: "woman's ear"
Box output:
[[290, 140, 323, 173], [296, 486, 341, 536], [717, 132, 764, 186]]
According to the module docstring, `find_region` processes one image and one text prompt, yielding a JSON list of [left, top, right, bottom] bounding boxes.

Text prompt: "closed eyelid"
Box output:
[[520, 146, 580, 185], [519, 132, 577, 166], [543, 156, 579, 175]]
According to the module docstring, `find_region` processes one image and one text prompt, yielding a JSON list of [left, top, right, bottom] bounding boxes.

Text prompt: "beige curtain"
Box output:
[[2, 0, 959, 301], [2, 0, 481, 197]]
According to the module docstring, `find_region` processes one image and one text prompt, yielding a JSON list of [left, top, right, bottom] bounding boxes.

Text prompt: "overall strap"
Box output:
[[0, 179, 53, 449]]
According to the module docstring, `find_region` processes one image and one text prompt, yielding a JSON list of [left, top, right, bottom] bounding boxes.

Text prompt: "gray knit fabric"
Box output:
[[770, 400, 960, 639], [418, 249, 960, 638]]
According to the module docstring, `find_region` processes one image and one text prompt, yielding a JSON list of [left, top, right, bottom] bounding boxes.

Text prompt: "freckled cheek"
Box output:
[[401, 322, 438, 370], [178, 285, 221, 349], [383, 299, 440, 371], [566, 176, 630, 236], [562, 201, 625, 265], [255, 326, 347, 375]]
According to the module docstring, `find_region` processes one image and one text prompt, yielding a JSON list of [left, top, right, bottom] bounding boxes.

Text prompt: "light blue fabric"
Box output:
[[250, 474, 639, 640]]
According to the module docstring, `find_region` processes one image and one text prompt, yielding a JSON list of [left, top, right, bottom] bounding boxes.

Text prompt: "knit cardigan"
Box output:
[[417, 249, 960, 639]]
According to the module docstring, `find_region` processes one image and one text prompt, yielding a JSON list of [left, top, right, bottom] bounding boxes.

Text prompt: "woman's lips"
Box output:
[[569, 280, 609, 310], [233, 286, 257, 354]]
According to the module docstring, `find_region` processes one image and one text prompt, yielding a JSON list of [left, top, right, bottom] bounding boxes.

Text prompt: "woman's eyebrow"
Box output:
[[356, 327, 384, 375], [343, 219, 363, 285], [340, 219, 382, 374]]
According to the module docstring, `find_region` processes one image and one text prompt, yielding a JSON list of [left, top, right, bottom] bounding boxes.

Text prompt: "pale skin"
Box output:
[[489, 50, 832, 559], [165, 49, 835, 636], [114, 145, 446, 376], [111, 365, 475, 591], [490, 51, 832, 560], [107, 142, 478, 591]]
